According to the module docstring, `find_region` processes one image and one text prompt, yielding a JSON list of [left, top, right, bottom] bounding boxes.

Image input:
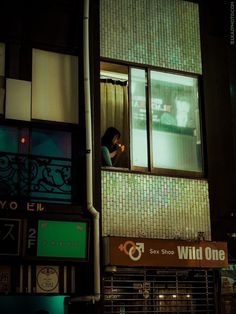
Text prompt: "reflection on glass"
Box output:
[[0, 126, 19, 153], [150, 71, 202, 172], [130, 68, 148, 167], [32, 129, 71, 158], [31, 129, 72, 203]]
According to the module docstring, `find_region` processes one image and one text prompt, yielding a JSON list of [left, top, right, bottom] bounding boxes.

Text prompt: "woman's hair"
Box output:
[[101, 127, 121, 150]]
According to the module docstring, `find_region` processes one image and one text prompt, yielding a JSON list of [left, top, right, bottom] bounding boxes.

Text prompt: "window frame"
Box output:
[[101, 60, 205, 179], [0, 120, 84, 205]]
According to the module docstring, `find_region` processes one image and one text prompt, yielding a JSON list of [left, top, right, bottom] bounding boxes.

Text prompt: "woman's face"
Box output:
[[112, 134, 119, 145]]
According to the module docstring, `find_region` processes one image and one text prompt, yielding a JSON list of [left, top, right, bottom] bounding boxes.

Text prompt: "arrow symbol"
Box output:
[[136, 242, 144, 253]]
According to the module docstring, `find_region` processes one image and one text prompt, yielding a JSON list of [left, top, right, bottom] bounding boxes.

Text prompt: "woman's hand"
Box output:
[[110, 144, 125, 160], [118, 143, 125, 152]]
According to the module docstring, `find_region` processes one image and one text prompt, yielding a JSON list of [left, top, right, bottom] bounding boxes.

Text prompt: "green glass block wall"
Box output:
[[100, 0, 202, 74], [102, 171, 211, 240]]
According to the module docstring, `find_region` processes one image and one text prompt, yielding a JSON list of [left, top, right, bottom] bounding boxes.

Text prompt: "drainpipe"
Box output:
[[69, 0, 100, 304]]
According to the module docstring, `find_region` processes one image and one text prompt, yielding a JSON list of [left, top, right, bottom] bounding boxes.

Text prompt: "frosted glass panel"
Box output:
[[5, 79, 31, 121], [130, 68, 148, 167], [32, 49, 79, 123], [0, 43, 5, 115], [0, 43, 5, 76]]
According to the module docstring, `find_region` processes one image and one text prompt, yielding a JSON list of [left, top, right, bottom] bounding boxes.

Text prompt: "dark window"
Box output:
[[0, 125, 72, 203]]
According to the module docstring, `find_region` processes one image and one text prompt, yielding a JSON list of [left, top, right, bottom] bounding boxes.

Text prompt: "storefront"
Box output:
[[0, 212, 90, 313], [220, 264, 236, 314], [103, 237, 228, 313]]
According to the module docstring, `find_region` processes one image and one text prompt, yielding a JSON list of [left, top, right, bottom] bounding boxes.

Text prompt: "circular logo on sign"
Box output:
[[119, 241, 144, 261], [36, 267, 59, 292]]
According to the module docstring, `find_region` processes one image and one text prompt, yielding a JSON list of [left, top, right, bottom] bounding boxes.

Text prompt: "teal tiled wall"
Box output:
[[100, 0, 202, 74], [100, 0, 207, 240], [102, 171, 211, 240]]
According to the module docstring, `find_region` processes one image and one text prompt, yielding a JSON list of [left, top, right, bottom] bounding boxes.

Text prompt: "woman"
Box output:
[[101, 127, 125, 166]]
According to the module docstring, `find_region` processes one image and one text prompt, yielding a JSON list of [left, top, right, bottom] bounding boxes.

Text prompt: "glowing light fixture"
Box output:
[[20, 136, 27, 144]]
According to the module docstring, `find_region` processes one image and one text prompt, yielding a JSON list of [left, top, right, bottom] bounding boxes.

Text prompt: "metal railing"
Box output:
[[0, 152, 72, 203]]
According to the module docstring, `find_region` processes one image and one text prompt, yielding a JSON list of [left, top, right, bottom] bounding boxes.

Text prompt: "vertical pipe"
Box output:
[[69, 0, 100, 303], [84, 0, 101, 301]]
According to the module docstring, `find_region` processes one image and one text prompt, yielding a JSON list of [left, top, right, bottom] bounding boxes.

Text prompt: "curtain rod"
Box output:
[[100, 77, 128, 85]]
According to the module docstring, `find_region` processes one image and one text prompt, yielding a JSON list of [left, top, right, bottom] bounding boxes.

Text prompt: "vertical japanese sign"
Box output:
[[0, 219, 21, 255], [0, 266, 11, 293], [25, 219, 38, 256]]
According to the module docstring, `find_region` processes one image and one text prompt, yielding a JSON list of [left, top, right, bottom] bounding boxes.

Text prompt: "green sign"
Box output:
[[37, 220, 87, 259]]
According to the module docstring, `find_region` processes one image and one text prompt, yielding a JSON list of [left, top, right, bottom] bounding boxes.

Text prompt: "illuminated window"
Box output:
[[150, 70, 202, 172], [130, 68, 148, 168], [101, 62, 203, 176]]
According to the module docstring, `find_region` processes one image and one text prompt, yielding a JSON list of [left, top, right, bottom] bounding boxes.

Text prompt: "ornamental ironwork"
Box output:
[[0, 152, 71, 203]]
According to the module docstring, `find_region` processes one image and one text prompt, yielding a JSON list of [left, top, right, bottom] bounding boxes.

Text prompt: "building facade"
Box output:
[[99, 1, 231, 313], [0, 0, 235, 313], [0, 0, 100, 313]]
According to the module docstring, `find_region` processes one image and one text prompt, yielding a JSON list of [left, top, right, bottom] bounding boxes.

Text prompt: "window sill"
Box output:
[[101, 166, 206, 180]]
